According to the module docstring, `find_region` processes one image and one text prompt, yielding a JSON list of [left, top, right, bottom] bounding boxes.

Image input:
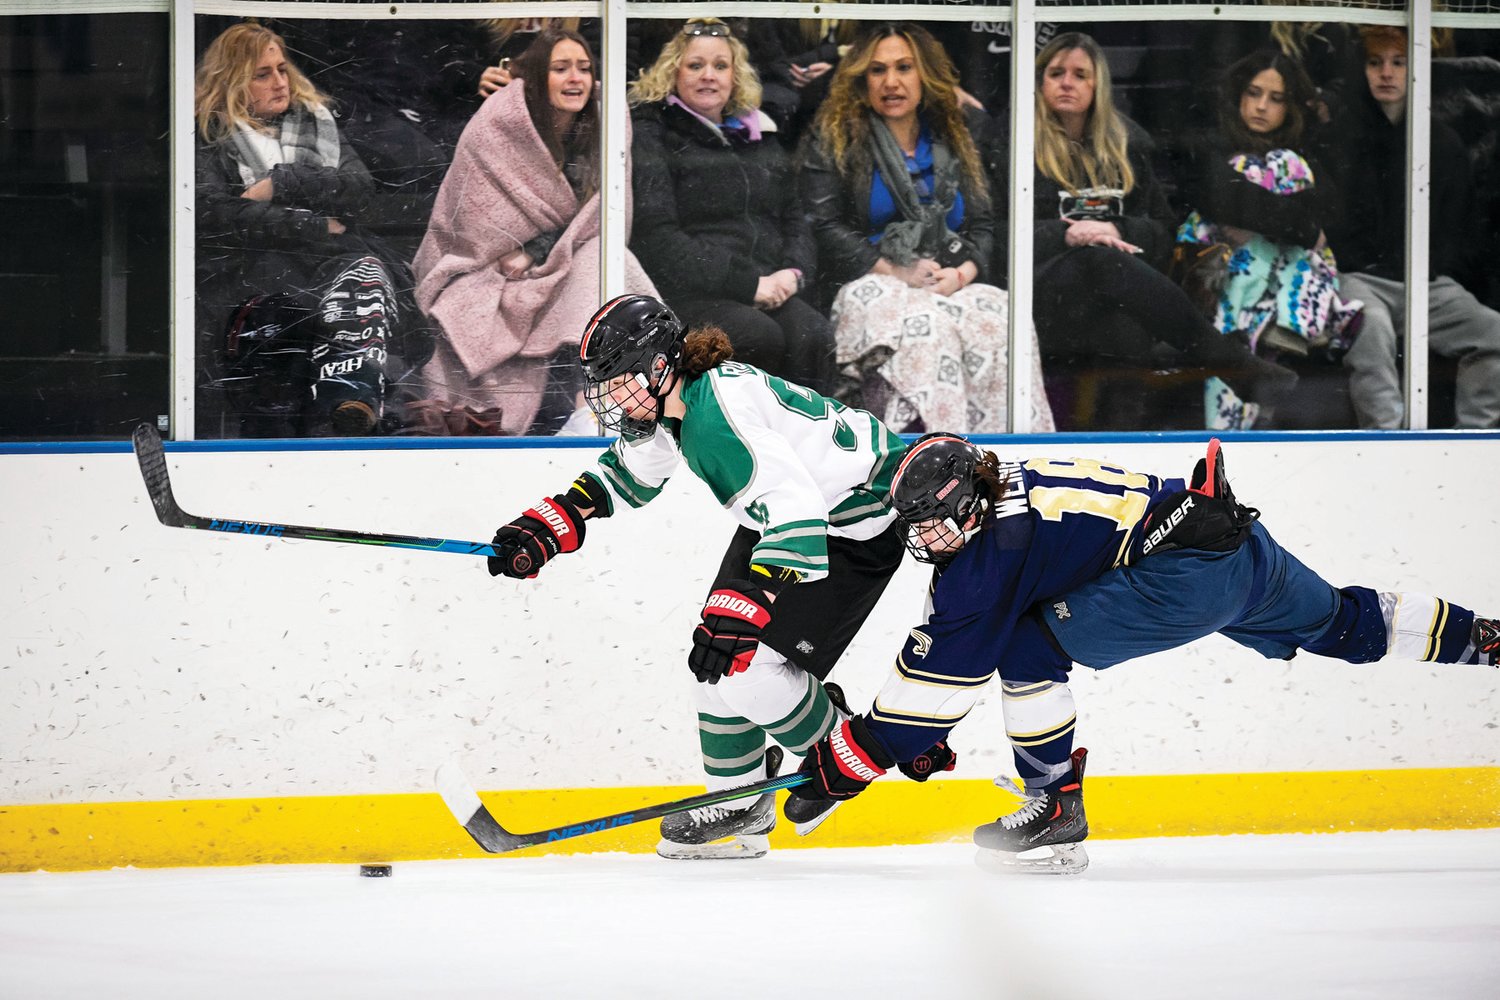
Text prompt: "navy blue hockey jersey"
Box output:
[[866, 456, 1182, 761]]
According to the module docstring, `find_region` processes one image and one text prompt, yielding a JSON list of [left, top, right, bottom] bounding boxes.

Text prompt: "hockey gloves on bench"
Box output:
[[689, 581, 774, 683], [488, 493, 586, 579], [790, 716, 894, 803], [897, 740, 958, 782]]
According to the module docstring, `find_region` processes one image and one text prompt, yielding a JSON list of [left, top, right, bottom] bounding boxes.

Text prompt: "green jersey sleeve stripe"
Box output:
[[749, 547, 827, 572], [760, 520, 829, 541], [829, 493, 889, 525], [597, 448, 664, 508]]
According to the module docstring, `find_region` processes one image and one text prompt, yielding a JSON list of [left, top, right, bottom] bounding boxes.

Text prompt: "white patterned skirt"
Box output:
[[829, 273, 1055, 434]]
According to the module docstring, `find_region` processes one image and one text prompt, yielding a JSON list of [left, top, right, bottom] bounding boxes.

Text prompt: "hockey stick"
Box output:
[[131, 424, 498, 558], [435, 761, 812, 854]]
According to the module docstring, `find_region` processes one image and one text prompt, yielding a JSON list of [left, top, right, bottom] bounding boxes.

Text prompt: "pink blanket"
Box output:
[[413, 84, 655, 432]]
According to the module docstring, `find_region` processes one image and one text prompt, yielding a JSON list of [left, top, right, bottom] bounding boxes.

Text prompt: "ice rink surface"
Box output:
[[3, 830, 1497, 1000]]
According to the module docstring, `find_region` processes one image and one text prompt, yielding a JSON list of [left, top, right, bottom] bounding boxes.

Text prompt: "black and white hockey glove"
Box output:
[[688, 581, 774, 683], [790, 716, 894, 802], [488, 493, 587, 579], [897, 740, 957, 782]]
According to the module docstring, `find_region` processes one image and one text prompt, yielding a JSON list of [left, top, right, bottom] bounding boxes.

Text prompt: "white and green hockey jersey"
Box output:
[[586, 361, 907, 582]]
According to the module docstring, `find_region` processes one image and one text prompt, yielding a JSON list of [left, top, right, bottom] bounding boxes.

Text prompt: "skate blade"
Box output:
[[974, 842, 1089, 876], [792, 800, 842, 837], [655, 833, 770, 861]]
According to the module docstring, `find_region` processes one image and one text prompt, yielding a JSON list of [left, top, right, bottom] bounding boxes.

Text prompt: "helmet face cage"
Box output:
[[891, 435, 985, 564], [579, 295, 684, 440], [582, 357, 670, 440]]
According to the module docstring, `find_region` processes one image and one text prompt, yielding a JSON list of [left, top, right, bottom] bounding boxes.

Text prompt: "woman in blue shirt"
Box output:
[[799, 22, 1055, 434]]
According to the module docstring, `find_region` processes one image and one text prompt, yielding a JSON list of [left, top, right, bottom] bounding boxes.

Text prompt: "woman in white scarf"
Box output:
[[194, 21, 426, 438]]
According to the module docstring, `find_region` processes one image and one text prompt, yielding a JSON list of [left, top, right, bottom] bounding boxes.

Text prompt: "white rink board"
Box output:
[[2, 437, 1498, 806]]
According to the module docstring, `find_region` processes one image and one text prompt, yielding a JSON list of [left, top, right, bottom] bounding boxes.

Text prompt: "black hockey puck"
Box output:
[[359, 864, 392, 878]]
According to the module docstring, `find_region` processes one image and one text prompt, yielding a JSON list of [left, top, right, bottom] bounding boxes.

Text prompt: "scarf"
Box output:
[[666, 95, 764, 144], [866, 113, 962, 265], [229, 104, 341, 188]]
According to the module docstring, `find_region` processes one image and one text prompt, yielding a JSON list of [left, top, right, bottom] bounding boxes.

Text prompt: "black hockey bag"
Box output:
[[1138, 438, 1260, 558]]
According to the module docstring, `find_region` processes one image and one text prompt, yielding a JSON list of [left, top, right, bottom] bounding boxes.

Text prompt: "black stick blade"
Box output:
[[132, 423, 189, 527]]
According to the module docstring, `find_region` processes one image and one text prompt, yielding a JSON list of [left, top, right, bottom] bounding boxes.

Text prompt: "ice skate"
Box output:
[[974, 748, 1090, 876], [1474, 617, 1499, 667], [784, 682, 852, 836], [656, 747, 782, 860]]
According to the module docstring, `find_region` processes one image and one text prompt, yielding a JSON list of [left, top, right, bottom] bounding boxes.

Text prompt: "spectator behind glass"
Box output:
[[1011, 32, 1297, 426], [800, 23, 1055, 434], [194, 21, 431, 439], [479, 17, 597, 96], [237, 17, 503, 265], [627, 18, 836, 395], [1325, 26, 1500, 429], [1177, 49, 1364, 429], [412, 28, 657, 436]]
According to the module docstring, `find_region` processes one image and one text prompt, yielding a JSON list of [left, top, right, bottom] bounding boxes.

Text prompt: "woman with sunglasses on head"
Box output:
[[413, 27, 656, 435], [483, 293, 927, 860], [800, 22, 1055, 435], [1001, 32, 1297, 428], [628, 18, 837, 397]]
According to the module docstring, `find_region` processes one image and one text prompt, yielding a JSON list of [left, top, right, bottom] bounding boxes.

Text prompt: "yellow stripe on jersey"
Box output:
[[868, 704, 972, 729], [1000, 680, 1057, 701], [895, 654, 993, 688], [1390, 593, 1452, 662], [1426, 599, 1450, 661], [1007, 717, 1077, 747]]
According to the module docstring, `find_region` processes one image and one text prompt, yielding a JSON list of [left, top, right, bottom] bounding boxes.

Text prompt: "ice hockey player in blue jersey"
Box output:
[[787, 433, 1499, 874], [485, 294, 914, 860]]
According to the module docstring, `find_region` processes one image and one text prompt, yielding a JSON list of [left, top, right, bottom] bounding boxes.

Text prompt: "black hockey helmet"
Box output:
[[579, 294, 686, 439], [890, 433, 990, 563]]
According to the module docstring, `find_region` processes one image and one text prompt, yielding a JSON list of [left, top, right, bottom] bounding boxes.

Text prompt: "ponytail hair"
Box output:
[[679, 326, 735, 375]]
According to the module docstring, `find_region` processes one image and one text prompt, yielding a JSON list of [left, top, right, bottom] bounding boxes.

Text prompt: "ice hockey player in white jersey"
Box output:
[[485, 293, 927, 859]]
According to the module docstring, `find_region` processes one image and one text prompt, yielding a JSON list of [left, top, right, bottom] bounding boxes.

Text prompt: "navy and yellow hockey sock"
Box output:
[[1001, 679, 1077, 792]]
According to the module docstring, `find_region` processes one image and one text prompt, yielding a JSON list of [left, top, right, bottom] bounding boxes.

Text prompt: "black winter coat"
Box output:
[[1321, 92, 1473, 281], [798, 108, 997, 295], [195, 130, 379, 298], [991, 115, 1176, 275], [1180, 132, 1330, 250], [629, 100, 817, 304]]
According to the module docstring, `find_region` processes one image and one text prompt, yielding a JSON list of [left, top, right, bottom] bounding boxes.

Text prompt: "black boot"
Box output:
[[783, 681, 852, 835]]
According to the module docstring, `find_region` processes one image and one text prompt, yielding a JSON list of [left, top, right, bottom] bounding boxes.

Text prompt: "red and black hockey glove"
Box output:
[[789, 716, 895, 802], [897, 740, 957, 782], [488, 493, 586, 579], [688, 581, 774, 683]]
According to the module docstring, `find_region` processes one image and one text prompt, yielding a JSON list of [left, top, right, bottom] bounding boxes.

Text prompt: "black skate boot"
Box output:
[[974, 748, 1090, 875], [656, 746, 783, 860], [783, 681, 852, 836], [1474, 617, 1499, 667]]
